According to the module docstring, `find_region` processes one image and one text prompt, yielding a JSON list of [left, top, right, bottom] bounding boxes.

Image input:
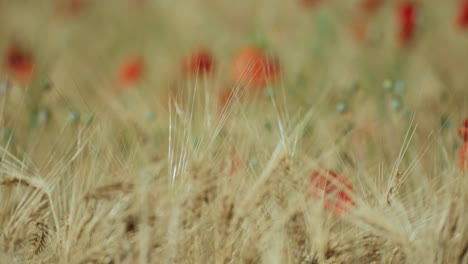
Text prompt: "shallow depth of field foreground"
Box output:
[[0, 1, 468, 263]]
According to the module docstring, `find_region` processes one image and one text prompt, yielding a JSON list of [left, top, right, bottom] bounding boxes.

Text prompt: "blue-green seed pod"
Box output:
[[393, 80, 406, 95], [336, 102, 348, 113], [391, 97, 402, 111], [147, 111, 155, 120], [68, 112, 80, 123], [264, 87, 274, 98]]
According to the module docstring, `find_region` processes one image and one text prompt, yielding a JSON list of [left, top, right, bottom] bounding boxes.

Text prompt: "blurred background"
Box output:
[[1, 0, 468, 164], [1, 0, 467, 103]]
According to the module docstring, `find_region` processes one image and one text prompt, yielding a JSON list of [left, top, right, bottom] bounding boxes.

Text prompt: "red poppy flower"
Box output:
[[5, 43, 34, 83], [457, 0, 468, 29], [397, 2, 416, 45], [231, 46, 280, 90], [459, 118, 468, 142], [182, 49, 215, 77], [118, 56, 144, 86], [309, 169, 355, 216]]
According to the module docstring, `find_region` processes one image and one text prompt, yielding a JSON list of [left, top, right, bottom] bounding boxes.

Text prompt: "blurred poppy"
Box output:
[[457, 0, 468, 29], [5, 43, 34, 83], [231, 45, 280, 90], [118, 56, 144, 87], [459, 118, 468, 142], [182, 49, 215, 77], [397, 2, 417, 45], [309, 169, 355, 216]]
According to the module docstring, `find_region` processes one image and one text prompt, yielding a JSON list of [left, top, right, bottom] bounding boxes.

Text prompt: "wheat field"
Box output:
[[0, 0, 467, 263]]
